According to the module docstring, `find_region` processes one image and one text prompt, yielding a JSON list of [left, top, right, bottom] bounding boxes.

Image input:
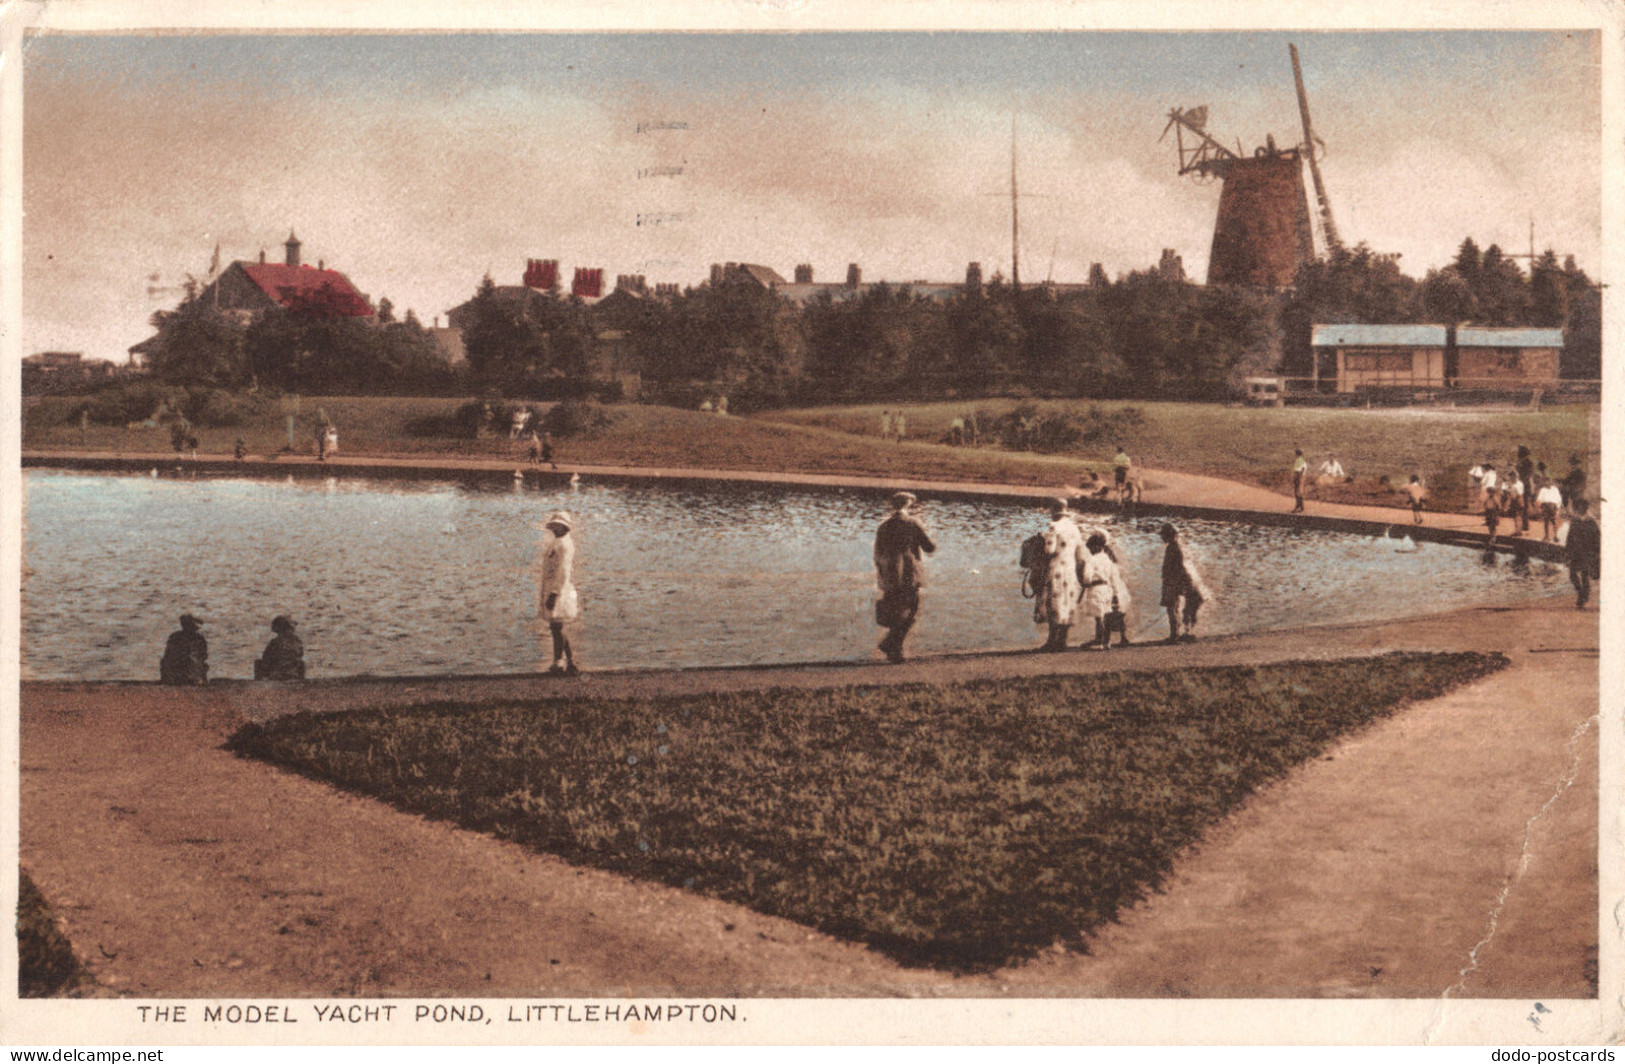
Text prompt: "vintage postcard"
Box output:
[[3, 0, 1620, 1050]]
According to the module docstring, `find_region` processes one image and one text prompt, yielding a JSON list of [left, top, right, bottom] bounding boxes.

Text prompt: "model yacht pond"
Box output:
[[22, 469, 1566, 681]]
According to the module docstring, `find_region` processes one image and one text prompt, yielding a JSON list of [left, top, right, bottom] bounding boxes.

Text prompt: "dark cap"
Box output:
[[271, 615, 296, 634], [179, 613, 203, 629]]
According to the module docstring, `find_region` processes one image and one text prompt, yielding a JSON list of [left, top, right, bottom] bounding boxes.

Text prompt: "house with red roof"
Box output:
[[128, 232, 373, 366]]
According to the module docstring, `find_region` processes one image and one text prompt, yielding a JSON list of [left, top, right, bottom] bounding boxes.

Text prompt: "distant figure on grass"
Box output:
[[324, 424, 339, 459], [538, 510, 581, 676], [1028, 499, 1084, 652], [894, 412, 907, 443], [1290, 448, 1308, 513], [1158, 524, 1209, 644], [525, 429, 542, 465], [159, 614, 209, 685], [1317, 454, 1346, 481], [233, 438, 247, 462], [1565, 498, 1601, 609], [880, 410, 894, 440], [1403, 475, 1427, 525], [1079, 531, 1132, 651], [254, 615, 306, 681], [1536, 478, 1564, 542], [542, 433, 556, 469], [315, 424, 328, 461], [873, 492, 935, 663]]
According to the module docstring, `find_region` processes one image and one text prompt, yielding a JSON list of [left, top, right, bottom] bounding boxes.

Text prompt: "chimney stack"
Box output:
[[284, 230, 301, 268], [259, 249, 266, 265], [846, 263, 861, 287], [965, 262, 983, 291], [317, 259, 324, 271], [794, 263, 813, 283]]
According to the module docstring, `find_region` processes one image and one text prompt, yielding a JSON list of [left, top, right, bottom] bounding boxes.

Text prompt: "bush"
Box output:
[[178, 387, 275, 428], [540, 397, 614, 438], [987, 403, 1146, 454], [76, 381, 177, 426]]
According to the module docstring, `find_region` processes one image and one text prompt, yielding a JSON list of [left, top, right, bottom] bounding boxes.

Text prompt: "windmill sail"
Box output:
[[1290, 43, 1341, 253]]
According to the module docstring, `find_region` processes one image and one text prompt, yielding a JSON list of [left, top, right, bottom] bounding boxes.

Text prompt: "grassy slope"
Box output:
[[26, 394, 1590, 508], [764, 399, 1592, 511], [229, 652, 1506, 971]]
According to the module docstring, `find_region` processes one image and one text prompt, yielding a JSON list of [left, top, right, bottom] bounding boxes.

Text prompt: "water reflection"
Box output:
[[21, 471, 1565, 681]]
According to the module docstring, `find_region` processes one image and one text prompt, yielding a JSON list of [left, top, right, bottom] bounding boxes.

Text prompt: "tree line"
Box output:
[[134, 237, 1600, 409]]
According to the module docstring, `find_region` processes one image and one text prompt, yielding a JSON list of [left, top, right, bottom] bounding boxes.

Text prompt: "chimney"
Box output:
[[433, 315, 440, 328], [317, 259, 324, 271], [965, 261, 983, 291], [846, 263, 861, 287], [284, 230, 301, 268], [258, 249, 266, 265], [571, 267, 603, 299], [794, 263, 813, 284]]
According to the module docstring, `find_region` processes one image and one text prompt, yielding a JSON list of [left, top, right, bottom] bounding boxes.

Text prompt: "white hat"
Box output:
[[545, 510, 573, 533]]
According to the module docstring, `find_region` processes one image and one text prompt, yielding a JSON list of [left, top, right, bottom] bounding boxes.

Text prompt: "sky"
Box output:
[[21, 30, 1603, 363]]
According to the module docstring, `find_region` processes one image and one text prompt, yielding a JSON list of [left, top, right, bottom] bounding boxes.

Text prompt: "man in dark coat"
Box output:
[[159, 614, 209, 685], [1566, 498, 1601, 609], [873, 492, 936, 663], [1159, 523, 1204, 643], [254, 615, 307, 681]]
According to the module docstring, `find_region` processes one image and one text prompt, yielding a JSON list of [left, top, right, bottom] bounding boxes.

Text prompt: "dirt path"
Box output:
[[21, 600, 1596, 999]]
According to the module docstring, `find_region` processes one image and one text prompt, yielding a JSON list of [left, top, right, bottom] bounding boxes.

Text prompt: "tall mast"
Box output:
[[1010, 113, 1021, 292], [1290, 43, 1341, 254]]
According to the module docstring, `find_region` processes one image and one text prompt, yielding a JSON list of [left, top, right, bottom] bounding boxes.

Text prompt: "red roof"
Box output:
[[240, 262, 373, 317]]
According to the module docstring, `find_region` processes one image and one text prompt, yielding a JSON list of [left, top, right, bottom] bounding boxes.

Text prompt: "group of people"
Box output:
[[158, 614, 306, 685], [1472, 448, 1587, 545], [871, 492, 1211, 663]]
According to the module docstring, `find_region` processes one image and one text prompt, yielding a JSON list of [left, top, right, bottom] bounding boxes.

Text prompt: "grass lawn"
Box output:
[[23, 396, 1112, 490], [228, 652, 1505, 971], [763, 399, 1594, 513]]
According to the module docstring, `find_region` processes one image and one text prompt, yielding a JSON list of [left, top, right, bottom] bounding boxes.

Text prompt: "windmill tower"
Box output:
[[1162, 43, 1337, 287]]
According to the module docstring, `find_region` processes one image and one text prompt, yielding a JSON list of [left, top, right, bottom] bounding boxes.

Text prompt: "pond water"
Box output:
[[21, 470, 1565, 681]]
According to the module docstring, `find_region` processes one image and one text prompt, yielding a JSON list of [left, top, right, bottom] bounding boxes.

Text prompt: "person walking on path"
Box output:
[[1291, 448, 1308, 513], [1561, 454, 1587, 511], [1079, 531, 1132, 650], [1113, 445, 1132, 492], [1502, 468, 1528, 535], [873, 491, 935, 663], [1031, 499, 1084, 652], [1517, 445, 1536, 515], [1467, 460, 1490, 511], [1536, 477, 1564, 542], [1565, 498, 1601, 609], [1403, 475, 1427, 525], [254, 615, 306, 681], [159, 614, 209, 685], [1478, 461, 1498, 510], [538, 510, 581, 675], [1158, 523, 1207, 644]]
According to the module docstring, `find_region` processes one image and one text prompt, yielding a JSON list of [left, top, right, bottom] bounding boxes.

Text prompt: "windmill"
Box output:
[[1162, 43, 1338, 287]]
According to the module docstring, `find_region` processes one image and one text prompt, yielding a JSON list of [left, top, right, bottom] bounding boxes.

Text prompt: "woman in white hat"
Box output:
[[538, 510, 580, 675]]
